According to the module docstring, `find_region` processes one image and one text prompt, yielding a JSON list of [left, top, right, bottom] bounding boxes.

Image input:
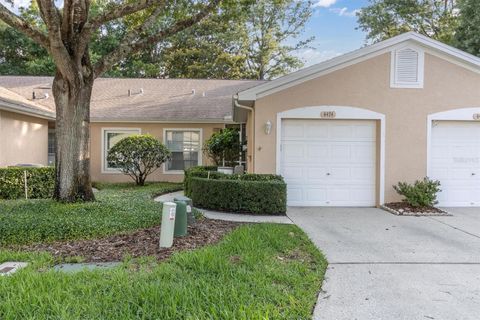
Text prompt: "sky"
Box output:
[[297, 0, 370, 67], [1, 0, 371, 68]]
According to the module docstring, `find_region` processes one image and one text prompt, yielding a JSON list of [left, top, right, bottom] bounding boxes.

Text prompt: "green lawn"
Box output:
[[0, 224, 327, 319], [0, 182, 182, 245]]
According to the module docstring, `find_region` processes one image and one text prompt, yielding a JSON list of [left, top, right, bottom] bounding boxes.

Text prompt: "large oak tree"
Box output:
[[0, 0, 219, 202]]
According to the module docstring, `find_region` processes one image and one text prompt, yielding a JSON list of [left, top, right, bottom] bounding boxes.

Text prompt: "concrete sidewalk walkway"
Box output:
[[154, 191, 293, 224]]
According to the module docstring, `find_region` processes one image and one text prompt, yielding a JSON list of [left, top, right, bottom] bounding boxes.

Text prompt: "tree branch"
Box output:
[[0, 3, 49, 49], [87, 0, 162, 29], [94, 0, 220, 78], [36, 0, 78, 83]]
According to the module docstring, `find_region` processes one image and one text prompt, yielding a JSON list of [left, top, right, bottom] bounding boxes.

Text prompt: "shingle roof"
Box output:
[[0, 85, 55, 119], [0, 76, 265, 122]]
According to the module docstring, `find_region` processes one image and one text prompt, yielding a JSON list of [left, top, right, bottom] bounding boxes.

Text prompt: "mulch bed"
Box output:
[[17, 219, 242, 263], [382, 202, 451, 216]]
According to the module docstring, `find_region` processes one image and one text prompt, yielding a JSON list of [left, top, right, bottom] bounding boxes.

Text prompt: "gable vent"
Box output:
[[391, 46, 424, 88]]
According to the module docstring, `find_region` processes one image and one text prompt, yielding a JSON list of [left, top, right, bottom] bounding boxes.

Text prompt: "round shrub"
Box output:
[[107, 134, 171, 186], [203, 128, 241, 167]]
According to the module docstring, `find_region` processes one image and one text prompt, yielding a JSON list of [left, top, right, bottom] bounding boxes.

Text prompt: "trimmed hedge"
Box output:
[[184, 166, 218, 196], [189, 177, 287, 215], [184, 166, 284, 197], [0, 167, 55, 199]]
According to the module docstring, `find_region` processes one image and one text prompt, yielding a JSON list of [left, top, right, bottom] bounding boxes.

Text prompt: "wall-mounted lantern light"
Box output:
[[264, 120, 272, 135]]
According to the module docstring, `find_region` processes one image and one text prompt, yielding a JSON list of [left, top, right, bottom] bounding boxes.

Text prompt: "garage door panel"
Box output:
[[351, 167, 376, 181], [307, 144, 329, 160], [306, 188, 328, 202], [281, 119, 376, 207], [287, 187, 303, 203], [431, 121, 480, 207], [352, 144, 376, 162], [331, 125, 354, 139], [282, 143, 305, 161], [330, 145, 351, 162], [306, 124, 329, 138], [307, 167, 329, 180], [354, 124, 377, 140], [283, 123, 305, 139], [281, 166, 305, 181]]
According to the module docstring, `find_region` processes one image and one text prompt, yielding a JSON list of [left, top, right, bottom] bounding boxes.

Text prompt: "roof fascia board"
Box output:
[[238, 32, 480, 101], [0, 100, 55, 120], [90, 119, 236, 124]]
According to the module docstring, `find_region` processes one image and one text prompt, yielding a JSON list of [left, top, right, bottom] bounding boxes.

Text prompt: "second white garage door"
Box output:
[[430, 121, 480, 207], [280, 119, 377, 206]]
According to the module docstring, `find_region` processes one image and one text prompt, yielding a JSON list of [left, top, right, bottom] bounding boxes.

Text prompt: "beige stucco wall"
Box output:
[[252, 53, 480, 203], [89, 122, 225, 183], [0, 110, 49, 167]]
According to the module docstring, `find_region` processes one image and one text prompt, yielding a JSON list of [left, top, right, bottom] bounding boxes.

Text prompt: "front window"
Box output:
[[165, 130, 201, 171], [103, 129, 140, 171]]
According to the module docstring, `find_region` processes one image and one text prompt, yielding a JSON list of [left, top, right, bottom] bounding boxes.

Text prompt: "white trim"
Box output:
[[238, 32, 480, 101], [276, 106, 386, 205], [163, 128, 203, 174], [426, 107, 480, 179], [101, 127, 141, 174], [390, 44, 425, 89]]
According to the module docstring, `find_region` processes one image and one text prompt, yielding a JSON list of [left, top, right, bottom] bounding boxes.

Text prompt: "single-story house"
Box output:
[[1, 32, 480, 207]]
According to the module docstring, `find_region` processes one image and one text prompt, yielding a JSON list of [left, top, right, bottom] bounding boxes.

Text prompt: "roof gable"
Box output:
[[237, 32, 480, 101]]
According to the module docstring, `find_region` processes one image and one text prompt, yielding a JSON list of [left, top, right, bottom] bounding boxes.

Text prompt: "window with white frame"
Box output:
[[103, 128, 140, 171], [390, 46, 424, 88], [165, 130, 201, 171]]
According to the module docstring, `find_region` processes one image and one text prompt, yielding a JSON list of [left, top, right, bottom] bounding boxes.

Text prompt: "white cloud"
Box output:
[[313, 0, 338, 8], [329, 7, 360, 17], [295, 48, 343, 67]]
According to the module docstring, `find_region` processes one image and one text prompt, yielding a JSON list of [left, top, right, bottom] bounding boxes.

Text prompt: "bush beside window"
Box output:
[[0, 167, 55, 199], [189, 177, 287, 215], [393, 177, 441, 207]]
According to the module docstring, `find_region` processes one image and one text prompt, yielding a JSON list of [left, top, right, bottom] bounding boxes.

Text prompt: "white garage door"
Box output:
[[430, 121, 480, 207], [280, 119, 376, 206]]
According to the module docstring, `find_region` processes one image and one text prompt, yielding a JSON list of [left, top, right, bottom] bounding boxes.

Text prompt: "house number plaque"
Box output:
[[321, 111, 336, 119], [473, 113, 480, 120]]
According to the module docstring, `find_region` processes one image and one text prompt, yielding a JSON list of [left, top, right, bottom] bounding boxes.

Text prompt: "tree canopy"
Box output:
[[454, 0, 480, 57], [0, 0, 314, 80], [357, 0, 458, 45]]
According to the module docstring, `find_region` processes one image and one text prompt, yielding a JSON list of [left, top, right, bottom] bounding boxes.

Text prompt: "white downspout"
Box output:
[[233, 95, 254, 172]]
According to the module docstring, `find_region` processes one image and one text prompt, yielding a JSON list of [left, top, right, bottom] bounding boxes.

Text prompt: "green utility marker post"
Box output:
[[174, 196, 195, 225], [173, 200, 188, 237]]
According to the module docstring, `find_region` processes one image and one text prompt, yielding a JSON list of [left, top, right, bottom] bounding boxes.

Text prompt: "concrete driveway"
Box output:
[[288, 207, 480, 320]]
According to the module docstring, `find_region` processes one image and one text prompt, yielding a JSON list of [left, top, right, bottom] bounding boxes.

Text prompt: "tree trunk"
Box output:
[[52, 72, 95, 202]]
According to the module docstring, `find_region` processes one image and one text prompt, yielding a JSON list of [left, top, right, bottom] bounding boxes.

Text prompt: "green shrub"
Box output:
[[190, 177, 287, 215], [0, 167, 55, 200], [184, 166, 284, 197], [107, 134, 171, 186], [393, 177, 441, 207], [184, 166, 218, 196], [203, 128, 242, 166]]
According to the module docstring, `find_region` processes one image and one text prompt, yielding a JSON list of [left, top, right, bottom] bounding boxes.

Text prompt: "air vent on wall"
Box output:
[[390, 46, 424, 88]]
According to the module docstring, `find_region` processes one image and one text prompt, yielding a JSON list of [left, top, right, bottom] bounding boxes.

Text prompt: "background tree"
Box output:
[[0, 0, 220, 202], [107, 135, 170, 186], [454, 0, 480, 57], [0, 0, 314, 80], [242, 0, 313, 80], [357, 0, 459, 44]]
